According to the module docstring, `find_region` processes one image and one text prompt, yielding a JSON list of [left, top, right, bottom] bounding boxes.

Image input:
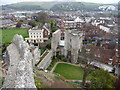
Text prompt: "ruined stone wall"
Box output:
[[51, 30, 61, 56], [64, 30, 84, 63], [51, 29, 84, 64], [2, 34, 37, 88], [37, 50, 53, 70], [31, 47, 40, 67], [115, 64, 120, 76]]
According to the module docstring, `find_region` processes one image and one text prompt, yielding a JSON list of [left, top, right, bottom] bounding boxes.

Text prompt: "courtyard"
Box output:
[[53, 63, 91, 80]]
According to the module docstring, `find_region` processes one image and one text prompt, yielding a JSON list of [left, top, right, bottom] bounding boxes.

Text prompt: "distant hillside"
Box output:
[[2, 2, 60, 11], [2, 2, 117, 11], [2, 2, 43, 11], [50, 2, 101, 11]]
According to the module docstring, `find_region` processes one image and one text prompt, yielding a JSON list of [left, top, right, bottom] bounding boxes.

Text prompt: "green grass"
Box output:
[[0, 29, 2, 42], [47, 59, 60, 71], [1, 28, 28, 44], [40, 48, 46, 54], [40, 51, 49, 60], [54, 63, 84, 80], [0, 77, 5, 88], [35, 51, 49, 66]]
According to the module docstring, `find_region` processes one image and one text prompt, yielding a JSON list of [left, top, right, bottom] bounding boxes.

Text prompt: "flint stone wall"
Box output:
[[51, 29, 84, 64], [51, 30, 61, 56], [38, 50, 53, 70], [64, 30, 84, 63], [115, 64, 120, 76], [2, 34, 37, 88], [31, 47, 40, 67]]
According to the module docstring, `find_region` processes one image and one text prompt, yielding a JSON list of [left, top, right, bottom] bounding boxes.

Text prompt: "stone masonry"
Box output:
[[51, 29, 61, 56], [64, 30, 84, 63], [51, 29, 84, 64], [2, 34, 39, 88], [37, 50, 53, 70]]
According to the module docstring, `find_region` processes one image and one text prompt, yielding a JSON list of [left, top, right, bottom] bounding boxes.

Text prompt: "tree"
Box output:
[[50, 21, 57, 33], [16, 22, 22, 27], [115, 76, 120, 90], [90, 69, 115, 88], [46, 42, 51, 49], [35, 12, 49, 24], [28, 21, 36, 27], [78, 45, 96, 87], [50, 21, 53, 32]]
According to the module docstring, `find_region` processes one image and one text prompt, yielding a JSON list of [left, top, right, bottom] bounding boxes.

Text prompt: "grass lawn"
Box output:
[[47, 59, 59, 71], [54, 63, 91, 80], [1, 28, 28, 44]]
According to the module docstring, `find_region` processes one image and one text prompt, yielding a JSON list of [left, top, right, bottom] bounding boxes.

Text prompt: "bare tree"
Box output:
[[78, 45, 95, 87]]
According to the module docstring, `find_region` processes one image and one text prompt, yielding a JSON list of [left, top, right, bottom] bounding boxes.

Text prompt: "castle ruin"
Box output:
[[51, 29, 84, 63]]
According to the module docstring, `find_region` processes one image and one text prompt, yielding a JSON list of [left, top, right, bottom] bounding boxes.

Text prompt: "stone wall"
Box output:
[[37, 50, 53, 70], [31, 46, 40, 67], [51, 30, 61, 56], [2, 34, 38, 88], [64, 30, 84, 63], [115, 64, 120, 76], [51, 29, 84, 64]]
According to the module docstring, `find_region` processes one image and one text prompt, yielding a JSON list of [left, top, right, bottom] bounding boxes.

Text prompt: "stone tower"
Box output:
[[64, 30, 84, 63]]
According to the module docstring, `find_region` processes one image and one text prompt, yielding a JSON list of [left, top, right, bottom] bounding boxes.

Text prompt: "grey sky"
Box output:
[[1, 0, 119, 5]]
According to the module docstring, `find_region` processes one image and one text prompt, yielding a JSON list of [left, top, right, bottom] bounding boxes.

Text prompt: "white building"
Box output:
[[57, 17, 84, 29], [25, 26, 50, 43], [99, 25, 110, 33]]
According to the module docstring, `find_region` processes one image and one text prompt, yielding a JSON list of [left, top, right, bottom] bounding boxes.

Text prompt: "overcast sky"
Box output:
[[1, 0, 119, 5]]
